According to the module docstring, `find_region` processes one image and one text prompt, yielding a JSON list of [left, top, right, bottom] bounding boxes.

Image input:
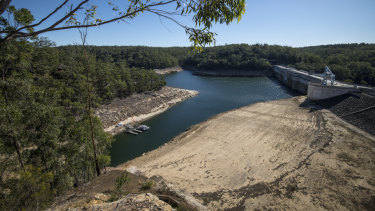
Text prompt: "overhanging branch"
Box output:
[[1, 0, 178, 44]]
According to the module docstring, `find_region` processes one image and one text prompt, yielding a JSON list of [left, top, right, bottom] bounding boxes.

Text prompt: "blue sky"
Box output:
[[9, 0, 375, 47]]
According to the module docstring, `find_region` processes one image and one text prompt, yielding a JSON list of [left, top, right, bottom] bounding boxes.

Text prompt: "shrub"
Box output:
[[141, 180, 154, 190]]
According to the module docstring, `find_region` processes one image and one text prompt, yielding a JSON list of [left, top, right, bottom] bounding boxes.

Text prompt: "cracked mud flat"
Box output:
[[122, 96, 375, 210]]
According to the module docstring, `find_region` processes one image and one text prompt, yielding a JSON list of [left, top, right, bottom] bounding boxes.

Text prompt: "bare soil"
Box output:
[[121, 96, 375, 210]]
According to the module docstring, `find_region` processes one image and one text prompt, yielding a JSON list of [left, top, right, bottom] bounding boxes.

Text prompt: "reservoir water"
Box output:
[[110, 70, 297, 166]]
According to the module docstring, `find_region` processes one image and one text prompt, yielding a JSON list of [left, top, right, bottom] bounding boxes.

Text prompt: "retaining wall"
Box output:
[[307, 83, 360, 100]]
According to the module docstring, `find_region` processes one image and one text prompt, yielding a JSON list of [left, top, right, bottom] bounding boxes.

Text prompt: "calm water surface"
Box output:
[[110, 70, 297, 166]]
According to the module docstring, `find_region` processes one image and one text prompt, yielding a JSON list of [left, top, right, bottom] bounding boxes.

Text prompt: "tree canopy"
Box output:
[[182, 43, 375, 86], [0, 37, 168, 210], [0, 1, 247, 209], [0, 0, 246, 49]]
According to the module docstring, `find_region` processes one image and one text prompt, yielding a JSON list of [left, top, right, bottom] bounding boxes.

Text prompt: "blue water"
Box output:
[[110, 70, 297, 166]]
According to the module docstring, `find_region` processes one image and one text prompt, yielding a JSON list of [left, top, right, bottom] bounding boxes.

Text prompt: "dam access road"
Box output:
[[123, 96, 375, 210]]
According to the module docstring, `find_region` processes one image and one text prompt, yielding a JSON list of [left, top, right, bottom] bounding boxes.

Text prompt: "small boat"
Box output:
[[115, 123, 123, 127], [137, 125, 150, 131]]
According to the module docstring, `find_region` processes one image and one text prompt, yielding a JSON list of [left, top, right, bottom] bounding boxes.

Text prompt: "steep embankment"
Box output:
[[96, 86, 198, 135], [123, 96, 375, 210]]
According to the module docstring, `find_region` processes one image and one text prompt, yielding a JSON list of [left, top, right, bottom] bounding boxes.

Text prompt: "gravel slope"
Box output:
[[315, 93, 375, 136]]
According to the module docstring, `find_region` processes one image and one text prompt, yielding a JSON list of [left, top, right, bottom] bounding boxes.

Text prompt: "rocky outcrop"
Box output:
[[154, 66, 183, 75], [72, 193, 173, 211], [95, 86, 198, 135]]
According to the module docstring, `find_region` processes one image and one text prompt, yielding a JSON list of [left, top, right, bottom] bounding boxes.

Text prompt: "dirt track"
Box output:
[[123, 96, 375, 210]]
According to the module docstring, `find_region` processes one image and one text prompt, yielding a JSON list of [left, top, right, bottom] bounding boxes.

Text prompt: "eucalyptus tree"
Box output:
[[0, 0, 247, 209], [0, 0, 246, 50]]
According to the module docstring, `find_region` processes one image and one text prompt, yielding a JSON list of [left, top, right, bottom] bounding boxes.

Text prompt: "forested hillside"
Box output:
[[58, 44, 375, 86], [85, 46, 181, 69], [1, 40, 374, 209], [295, 44, 375, 85], [183, 44, 375, 86], [183, 44, 298, 71], [0, 39, 165, 210]]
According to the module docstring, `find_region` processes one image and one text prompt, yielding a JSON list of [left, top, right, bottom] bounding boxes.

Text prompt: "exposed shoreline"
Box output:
[[120, 96, 375, 210], [154, 66, 183, 75], [95, 86, 198, 135]]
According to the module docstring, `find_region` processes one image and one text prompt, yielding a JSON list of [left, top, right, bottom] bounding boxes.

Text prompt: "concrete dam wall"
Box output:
[[272, 65, 322, 94], [271, 65, 373, 100]]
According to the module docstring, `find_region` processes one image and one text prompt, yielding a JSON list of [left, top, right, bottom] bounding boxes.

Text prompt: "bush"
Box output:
[[141, 180, 154, 190], [109, 171, 130, 202]]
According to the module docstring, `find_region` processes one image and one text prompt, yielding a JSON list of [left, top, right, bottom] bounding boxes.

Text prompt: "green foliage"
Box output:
[[1, 0, 246, 50], [89, 46, 180, 69], [115, 171, 130, 192], [180, 0, 246, 50], [295, 44, 375, 85], [0, 38, 167, 209], [184, 44, 296, 71], [0, 165, 54, 210], [1, 5, 35, 35], [141, 180, 154, 190], [182, 43, 375, 86], [109, 171, 130, 202], [58, 45, 166, 103]]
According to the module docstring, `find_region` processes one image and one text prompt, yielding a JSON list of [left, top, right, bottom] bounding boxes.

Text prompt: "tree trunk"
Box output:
[[84, 49, 101, 176], [0, 0, 12, 16]]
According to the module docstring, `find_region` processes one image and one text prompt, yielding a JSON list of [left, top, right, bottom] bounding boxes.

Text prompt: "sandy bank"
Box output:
[[95, 86, 198, 135], [122, 96, 375, 210], [154, 66, 183, 75]]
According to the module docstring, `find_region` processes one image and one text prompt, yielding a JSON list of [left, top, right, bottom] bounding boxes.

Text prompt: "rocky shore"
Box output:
[[122, 96, 375, 210], [48, 168, 207, 211], [154, 66, 183, 75], [95, 86, 198, 135]]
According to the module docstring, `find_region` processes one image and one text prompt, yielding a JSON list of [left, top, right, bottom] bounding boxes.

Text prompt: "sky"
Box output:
[[9, 0, 375, 47]]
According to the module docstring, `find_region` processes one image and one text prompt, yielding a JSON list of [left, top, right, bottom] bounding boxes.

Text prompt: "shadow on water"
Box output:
[[110, 71, 298, 166]]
